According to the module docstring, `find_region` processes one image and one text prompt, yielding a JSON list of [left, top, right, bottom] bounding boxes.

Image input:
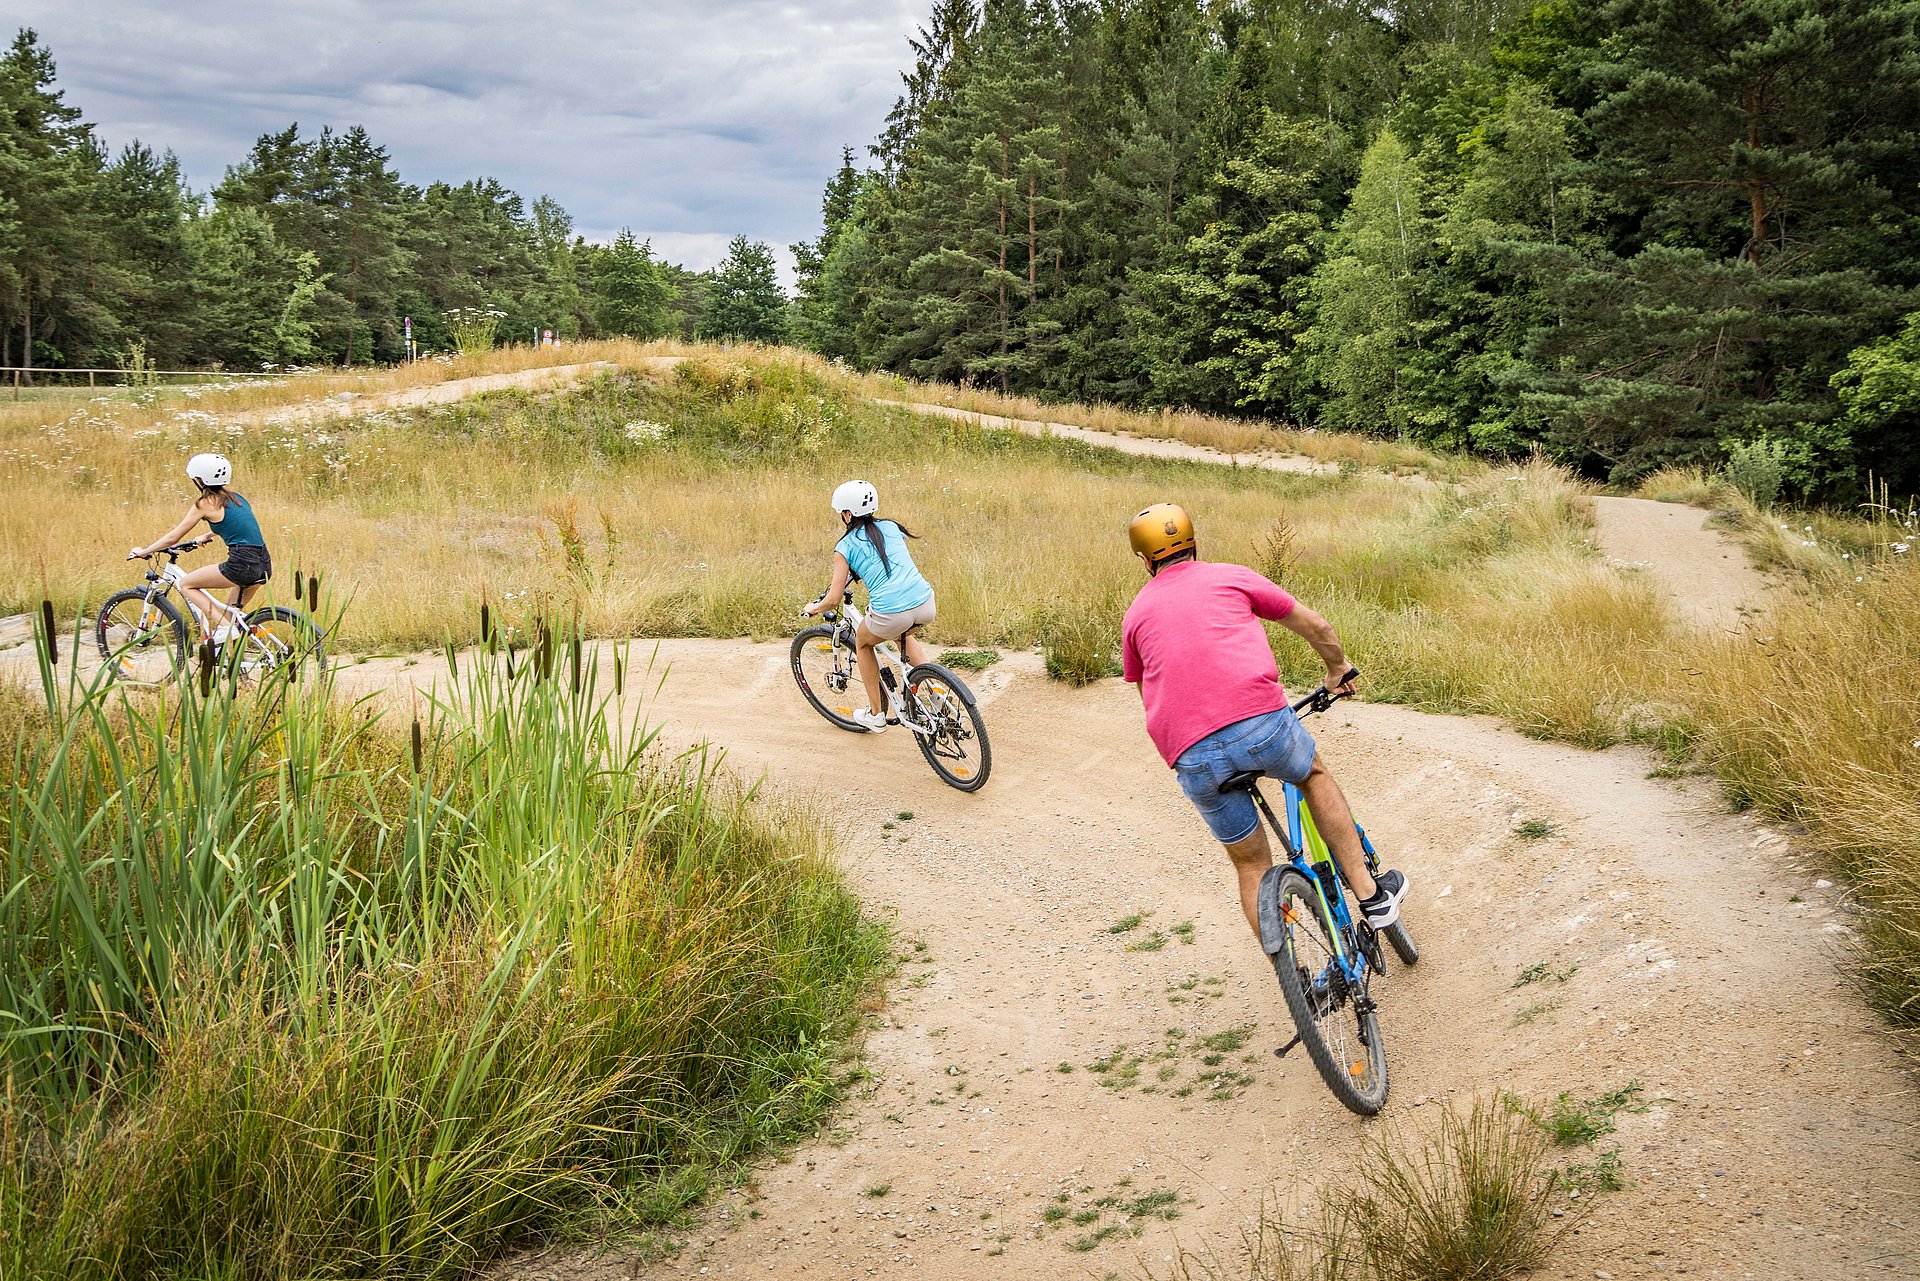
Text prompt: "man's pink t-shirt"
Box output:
[[1121, 560, 1296, 766]]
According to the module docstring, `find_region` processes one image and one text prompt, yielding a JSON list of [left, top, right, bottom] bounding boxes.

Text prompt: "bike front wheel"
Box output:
[[905, 662, 990, 791], [96, 589, 188, 684], [791, 626, 866, 732], [240, 606, 328, 681], [1265, 866, 1389, 1115]]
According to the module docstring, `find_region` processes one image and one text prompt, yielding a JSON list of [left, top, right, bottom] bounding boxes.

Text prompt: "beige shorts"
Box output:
[[864, 593, 936, 642]]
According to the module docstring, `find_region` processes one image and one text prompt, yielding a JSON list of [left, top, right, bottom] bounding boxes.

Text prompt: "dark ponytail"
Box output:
[[846, 514, 918, 576]]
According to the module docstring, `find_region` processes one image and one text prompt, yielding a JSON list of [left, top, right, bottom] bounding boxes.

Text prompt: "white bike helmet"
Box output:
[[831, 479, 879, 517], [186, 453, 232, 487]]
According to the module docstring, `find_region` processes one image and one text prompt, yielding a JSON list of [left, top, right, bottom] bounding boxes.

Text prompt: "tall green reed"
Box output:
[[2, 614, 882, 1279]]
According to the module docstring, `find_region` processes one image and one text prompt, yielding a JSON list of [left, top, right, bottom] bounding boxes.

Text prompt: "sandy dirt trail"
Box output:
[[1586, 497, 1779, 633], [876, 399, 1335, 476], [319, 637, 1915, 1281], [225, 357, 690, 427]]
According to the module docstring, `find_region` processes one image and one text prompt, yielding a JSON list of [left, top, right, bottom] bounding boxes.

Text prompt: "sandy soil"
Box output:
[[1587, 498, 1779, 633], [296, 639, 1916, 1281], [877, 399, 1334, 476], [226, 359, 673, 427]]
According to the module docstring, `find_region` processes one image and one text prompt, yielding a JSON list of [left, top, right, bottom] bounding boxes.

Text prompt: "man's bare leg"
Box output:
[[1223, 824, 1273, 938], [1295, 756, 1379, 900]]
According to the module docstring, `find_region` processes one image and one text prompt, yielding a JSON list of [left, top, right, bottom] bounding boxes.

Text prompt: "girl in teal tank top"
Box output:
[[130, 452, 275, 643], [801, 479, 939, 733]]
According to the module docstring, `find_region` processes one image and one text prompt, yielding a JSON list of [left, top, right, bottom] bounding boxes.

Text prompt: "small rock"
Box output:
[[1815, 879, 1833, 890]]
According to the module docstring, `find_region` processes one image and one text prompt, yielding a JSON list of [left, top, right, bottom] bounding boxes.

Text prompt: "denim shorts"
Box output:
[[1174, 707, 1317, 844], [219, 544, 272, 588]]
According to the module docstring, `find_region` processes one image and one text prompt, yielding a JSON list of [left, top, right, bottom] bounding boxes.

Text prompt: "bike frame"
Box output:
[[150, 559, 251, 639], [820, 598, 938, 736], [1251, 782, 1380, 994]]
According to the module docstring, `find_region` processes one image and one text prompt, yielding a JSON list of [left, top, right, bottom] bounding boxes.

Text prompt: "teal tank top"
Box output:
[[209, 494, 264, 548]]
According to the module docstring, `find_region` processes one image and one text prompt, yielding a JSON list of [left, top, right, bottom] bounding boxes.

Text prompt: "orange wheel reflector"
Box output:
[[1350, 1062, 1367, 1077], [833, 706, 853, 714], [955, 767, 971, 777], [1282, 903, 1299, 924]]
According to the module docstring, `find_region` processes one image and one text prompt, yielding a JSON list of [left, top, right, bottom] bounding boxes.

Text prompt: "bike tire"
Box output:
[[96, 589, 188, 684], [1265, 866, 1389, 1115], [791, 626, 867, 732], [242, 606, 327, 680], [905, 662, 991, 791], [1382, 920, 1419, 966]]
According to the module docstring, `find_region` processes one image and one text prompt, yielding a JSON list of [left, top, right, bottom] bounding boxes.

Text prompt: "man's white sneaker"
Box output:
[[851, 707, 888, 733]]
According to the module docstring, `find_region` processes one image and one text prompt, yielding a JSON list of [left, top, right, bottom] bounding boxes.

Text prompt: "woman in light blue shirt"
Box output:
[[802, 479, 936, 733]]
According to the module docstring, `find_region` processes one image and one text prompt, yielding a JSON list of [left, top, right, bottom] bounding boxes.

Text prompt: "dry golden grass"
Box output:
[[1, 348, 1497, 660], [1685, 553, 1920, 1024]]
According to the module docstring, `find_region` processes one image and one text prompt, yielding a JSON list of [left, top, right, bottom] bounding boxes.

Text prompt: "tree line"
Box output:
[[790, 0, 1920, 495], [0, 29, 790, 376]]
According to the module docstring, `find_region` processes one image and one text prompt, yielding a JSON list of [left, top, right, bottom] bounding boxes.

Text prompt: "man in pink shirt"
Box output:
[[1121, 502, 1406, 938]]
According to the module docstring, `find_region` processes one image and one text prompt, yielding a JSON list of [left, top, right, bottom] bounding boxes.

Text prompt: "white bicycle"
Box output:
[[790, 592, 991, 792], [96, 541, 327, 684]]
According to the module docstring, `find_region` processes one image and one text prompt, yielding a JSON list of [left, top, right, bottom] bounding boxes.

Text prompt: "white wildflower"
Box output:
[[622, 419, 670, 443]]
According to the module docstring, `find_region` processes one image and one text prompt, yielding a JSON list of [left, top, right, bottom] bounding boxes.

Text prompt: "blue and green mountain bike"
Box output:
[[1225, 685, 1419, 1115]]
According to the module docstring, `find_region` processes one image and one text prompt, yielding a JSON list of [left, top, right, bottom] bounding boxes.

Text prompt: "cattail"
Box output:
[[38, 598, 56, 666], [569, 634, 582, 695], [613, 649, 625, 697], [410, 716, 423, 774], [443, 640, 458, 679], [479, 598, 494, 649], [293, 568, 304, 601], [307, 573, 320, 615], [198, 638, 216, 696]]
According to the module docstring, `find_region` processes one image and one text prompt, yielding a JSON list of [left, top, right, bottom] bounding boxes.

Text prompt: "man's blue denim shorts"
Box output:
[[1174, 707, 1317, 844]]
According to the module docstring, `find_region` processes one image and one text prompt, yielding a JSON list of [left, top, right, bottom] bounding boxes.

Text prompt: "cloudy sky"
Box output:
[[12, 1, 927, 281]]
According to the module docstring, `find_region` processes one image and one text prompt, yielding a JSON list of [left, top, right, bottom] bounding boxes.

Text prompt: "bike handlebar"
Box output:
[[128, 539, 205, 562], [1291, 668, 1360, 717]]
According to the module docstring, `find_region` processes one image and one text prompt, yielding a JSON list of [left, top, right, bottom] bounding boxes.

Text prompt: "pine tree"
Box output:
[[1521, 0, 1920, 484], [588, 229, 671, 339], [701, 236, 788, 343]]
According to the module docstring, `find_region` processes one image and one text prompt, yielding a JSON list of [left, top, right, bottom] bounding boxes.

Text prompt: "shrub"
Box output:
[[1724, 436, 1788, 510]]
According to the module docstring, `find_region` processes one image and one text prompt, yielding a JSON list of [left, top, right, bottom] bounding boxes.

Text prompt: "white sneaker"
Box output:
[[851, 707, 888, 733], [212, 624, 240, 645]]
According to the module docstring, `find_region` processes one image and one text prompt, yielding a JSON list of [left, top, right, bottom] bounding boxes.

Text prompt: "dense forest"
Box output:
[[791, 0, 1920, 494], [0, 29, 789, 375]]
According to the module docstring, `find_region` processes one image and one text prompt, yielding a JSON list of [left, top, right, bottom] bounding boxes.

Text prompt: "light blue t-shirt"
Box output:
[[836, 520, 932, 615]]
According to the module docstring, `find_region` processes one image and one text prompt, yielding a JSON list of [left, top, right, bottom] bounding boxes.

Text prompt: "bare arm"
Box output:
[[133, 501, 210, 559], [1277, 603, 1359, 695], [804, 553, 853, 616]]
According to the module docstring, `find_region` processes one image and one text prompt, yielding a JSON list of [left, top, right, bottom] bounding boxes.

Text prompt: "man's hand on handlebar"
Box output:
[[1323, 665, 1360, 698]]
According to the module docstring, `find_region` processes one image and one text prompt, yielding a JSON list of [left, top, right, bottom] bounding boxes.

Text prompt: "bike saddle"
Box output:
[[1217, 769, 1266, 795]]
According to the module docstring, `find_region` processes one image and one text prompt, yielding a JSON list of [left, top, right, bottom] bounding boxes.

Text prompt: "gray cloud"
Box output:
[[12, 0, 922, 280]]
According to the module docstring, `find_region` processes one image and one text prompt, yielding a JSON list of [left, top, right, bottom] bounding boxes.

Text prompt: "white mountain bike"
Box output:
[[96, 541, 326, 684], [790, 593, 991, 792]]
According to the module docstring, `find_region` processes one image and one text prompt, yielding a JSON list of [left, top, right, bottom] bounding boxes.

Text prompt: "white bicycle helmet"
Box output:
[[831, 479, 879, 517], [186, 453, 232, 487]]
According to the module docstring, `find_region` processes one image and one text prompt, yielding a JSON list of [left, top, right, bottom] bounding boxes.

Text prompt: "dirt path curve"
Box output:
[[321, 640, 1920, 1281], [876, 399, 1334, 476], [882, 400, 1771, 627], [1587, 497, 1778, 632]]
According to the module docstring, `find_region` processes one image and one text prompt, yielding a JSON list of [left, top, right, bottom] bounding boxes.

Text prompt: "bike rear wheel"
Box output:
[[1265, 866, 1389, 1115], [1381, 920, 1419, 965], [791, 626, 867, 732], [96, 589, 188, 684], [906, 662, 990, 791], [241, 606, 327, 681]]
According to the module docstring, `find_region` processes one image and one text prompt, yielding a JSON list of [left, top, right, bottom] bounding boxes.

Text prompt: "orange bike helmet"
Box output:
[[1128, 502, 1196, 569]]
